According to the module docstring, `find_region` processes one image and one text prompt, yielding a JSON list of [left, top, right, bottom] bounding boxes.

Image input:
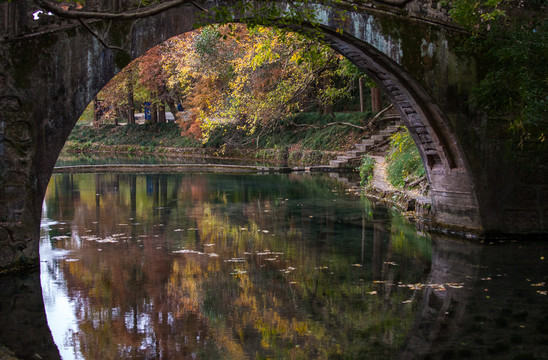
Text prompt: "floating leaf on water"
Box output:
[[402, 300, 412, 304], [209, 253, 219, 258], [226, 258, 246, 263], [373, 280, 385, 284], [204, 243, 215, 247], [118, 224, 128, 226], [531, 282, 545, 287], [289, 281, 298, 285], [174, 229, 184, 232], [368, 291, 377, 295], [240, 228, 247, 231], [481, 277, 492, 281], [384, 262, 398, 266], [173, 249, 204, 255], [351, 264, 362, 267], [64, 259, 79, 262], [314, 266, 329, 270], [52, 236, 71, 241], [230, 269, 247, 275], [537, 291, 547, 295], [262, 230, 269, 233]]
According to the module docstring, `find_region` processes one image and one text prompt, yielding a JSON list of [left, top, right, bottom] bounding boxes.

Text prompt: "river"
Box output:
[[0, 170, 546, 359]]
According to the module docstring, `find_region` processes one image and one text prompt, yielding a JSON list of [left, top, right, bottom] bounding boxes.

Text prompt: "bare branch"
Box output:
[[287, 104, 398, 131], [288, 120, 369, 130], [370, 103, 394, 122], [34, 0, 205, 20], [78, 19, 125, 51]]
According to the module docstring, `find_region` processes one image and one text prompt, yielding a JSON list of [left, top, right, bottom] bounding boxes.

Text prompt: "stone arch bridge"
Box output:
[[0, 0, 546, 271]]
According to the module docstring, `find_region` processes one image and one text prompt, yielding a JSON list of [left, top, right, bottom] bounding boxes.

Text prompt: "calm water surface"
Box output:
[[40, 173, 432, 359]]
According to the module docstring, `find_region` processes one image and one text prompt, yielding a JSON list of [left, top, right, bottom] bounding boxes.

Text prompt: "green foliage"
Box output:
[[193, 26, 222, 58], [449, 0, 547, 147], [449, 0, 506, 33], [386, 129, 426, 188], [469, 22, 548, 146], [359, 156, 376, 186]]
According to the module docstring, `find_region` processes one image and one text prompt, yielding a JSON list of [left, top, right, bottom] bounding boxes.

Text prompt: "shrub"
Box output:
[[359, 156, 376, 186], [386, 129, 426, 188]]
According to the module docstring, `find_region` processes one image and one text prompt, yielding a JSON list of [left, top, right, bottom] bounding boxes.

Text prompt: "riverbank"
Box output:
[[62, 141, 344, 167], [65, 113, 370, 166], [62, 118, 430, 224]]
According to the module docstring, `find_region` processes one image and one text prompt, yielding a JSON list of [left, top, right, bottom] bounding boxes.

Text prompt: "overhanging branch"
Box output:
[[78, 19, 125, 51], [34, 0, 207, 20]]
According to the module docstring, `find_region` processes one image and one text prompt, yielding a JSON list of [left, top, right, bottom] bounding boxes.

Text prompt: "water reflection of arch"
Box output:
[[398, 235, 547, 359]]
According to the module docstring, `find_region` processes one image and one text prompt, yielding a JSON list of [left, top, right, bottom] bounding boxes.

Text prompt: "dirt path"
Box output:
[[368, 155, 396, 192]]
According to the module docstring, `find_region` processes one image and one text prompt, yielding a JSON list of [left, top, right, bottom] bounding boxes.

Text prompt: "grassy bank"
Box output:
[[66, 113, 371, 165]]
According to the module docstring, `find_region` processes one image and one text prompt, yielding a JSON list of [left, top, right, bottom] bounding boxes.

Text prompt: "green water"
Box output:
[[40, 173, 431, 359]]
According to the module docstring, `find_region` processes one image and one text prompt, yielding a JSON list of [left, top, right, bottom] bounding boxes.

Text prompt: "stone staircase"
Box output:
[[329, 114, 402, 169]]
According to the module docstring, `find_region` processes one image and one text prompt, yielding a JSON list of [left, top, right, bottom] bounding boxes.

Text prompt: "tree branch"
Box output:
[[78, 19, 125, 51], [34, 0, 206, 20], [287, 104, 397, 131]]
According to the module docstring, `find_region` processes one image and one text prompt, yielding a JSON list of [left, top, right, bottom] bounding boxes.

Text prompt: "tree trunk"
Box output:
[[167, 100, 177, 115], [127, 72, 135, 124], [359, 77, 364, 113], [158, 103, 166, 123], [151, 102, 158, 124], [93, 97, 99, 128], [371, 87, 382, 113]]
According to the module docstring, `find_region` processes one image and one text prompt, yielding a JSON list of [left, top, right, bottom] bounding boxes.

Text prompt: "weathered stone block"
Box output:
[[5, 121, 31, 142]]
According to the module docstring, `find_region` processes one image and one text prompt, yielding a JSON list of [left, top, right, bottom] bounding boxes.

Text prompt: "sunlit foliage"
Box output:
[[161, 24, 365, 142], [386, 129, 426, 188]]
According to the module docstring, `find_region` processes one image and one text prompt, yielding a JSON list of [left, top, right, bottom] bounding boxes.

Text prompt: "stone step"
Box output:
[[346, 150, 366, 158], [371, 134, 389, 142], [329, 160, 344, 167], [355, 144, 370, 152], [379, 129, 395, 136], [385, 125, 400, 132], [361, 139, 375, 146]]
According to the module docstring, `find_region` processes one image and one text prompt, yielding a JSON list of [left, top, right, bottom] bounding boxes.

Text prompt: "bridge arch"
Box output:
[[0, 0, 545, 272]]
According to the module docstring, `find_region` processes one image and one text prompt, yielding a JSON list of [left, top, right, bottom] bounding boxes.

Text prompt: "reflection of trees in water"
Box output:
[[44, 173, 432, 358]]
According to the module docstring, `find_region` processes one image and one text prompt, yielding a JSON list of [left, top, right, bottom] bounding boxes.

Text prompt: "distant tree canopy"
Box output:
[[92, 24, 370, 142]]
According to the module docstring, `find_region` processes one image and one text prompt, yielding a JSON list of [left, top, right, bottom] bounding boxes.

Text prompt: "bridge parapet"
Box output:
[[1, 0, 461, 40]]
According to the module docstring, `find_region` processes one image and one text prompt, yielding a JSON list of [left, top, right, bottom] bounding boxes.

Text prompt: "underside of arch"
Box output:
[[313, 26, 482, 234]]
